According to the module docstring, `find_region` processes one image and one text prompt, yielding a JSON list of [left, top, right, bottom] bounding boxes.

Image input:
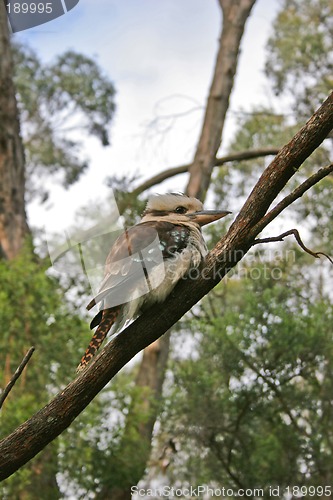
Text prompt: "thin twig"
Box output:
[[0, 347, 35, 410], [252, 229, 333, 264], [248, 163, 333, 240]]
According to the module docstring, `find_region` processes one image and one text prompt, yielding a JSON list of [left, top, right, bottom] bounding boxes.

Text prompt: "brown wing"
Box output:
[[86, 221, 190, 311]]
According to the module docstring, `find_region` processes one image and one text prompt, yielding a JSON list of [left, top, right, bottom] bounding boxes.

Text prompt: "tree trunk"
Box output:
[[186, 0, 256, 200], [110, 2, 257, 498], [99, 335, 170, 499], [0, 2, 29, 259], [134, 335, 171, 441], [0, 5, 60, 498]]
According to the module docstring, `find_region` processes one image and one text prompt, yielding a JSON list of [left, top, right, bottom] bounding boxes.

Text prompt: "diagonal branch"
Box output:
[[0, 347, 35, 410], [0, 92, 332, 481]]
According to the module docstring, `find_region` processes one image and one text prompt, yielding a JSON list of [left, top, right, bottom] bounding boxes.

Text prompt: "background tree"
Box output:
[[266, 0, 333, 120], [13, 43, 116, 203], [0, 251, 90, 499], [0, 1, 29, 259], [0, 1, 116, 496], [161, 257, 333, 495]]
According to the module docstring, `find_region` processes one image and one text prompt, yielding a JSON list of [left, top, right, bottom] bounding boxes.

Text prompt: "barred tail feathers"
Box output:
[[77, 306, 121, 372]]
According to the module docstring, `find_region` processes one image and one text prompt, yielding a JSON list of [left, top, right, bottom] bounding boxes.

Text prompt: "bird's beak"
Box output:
[[188, 209, 232, 227]]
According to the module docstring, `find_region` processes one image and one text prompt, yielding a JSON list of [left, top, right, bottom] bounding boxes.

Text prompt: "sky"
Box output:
[[13, 0, 281, 237]]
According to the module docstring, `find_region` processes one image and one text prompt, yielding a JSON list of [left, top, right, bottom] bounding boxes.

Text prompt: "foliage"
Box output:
[[0, 247, 90, 498], [13, 44, 116, 202], [58, 368, 159, 498], [213, 107, 331, 215], [295, 175, 333, 252], [164, 259, 333, 493], [0, 248, 154, 498], [265, 0, 333, 118]]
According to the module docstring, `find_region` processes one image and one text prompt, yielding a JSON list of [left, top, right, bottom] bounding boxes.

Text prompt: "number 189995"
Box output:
[[6, 3, 53, 14], [285, 485, 331, 497]]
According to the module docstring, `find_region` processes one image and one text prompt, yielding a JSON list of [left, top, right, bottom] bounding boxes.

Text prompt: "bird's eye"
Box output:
[[174, 206, 187, 214]]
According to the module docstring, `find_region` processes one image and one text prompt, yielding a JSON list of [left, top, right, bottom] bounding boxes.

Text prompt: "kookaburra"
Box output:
[[77, 193, 230, 371]]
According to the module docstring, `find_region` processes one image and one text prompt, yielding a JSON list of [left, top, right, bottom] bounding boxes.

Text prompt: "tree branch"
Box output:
[[186, 0, 257, 200], [129, 148, 280, 197], [0, 347, 35, 410], [248, 163, 333, 239], [0, 92, 332, 481], [253, 229, 333, 264]]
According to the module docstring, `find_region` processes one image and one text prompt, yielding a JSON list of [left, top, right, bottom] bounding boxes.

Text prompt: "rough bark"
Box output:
[[186, 0, 256, 200], [0, 2, 29, 259], [0, 90, 331, 483]]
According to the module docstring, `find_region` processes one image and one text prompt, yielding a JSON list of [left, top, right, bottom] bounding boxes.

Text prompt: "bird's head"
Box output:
[[141, 193, 231, 227]]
